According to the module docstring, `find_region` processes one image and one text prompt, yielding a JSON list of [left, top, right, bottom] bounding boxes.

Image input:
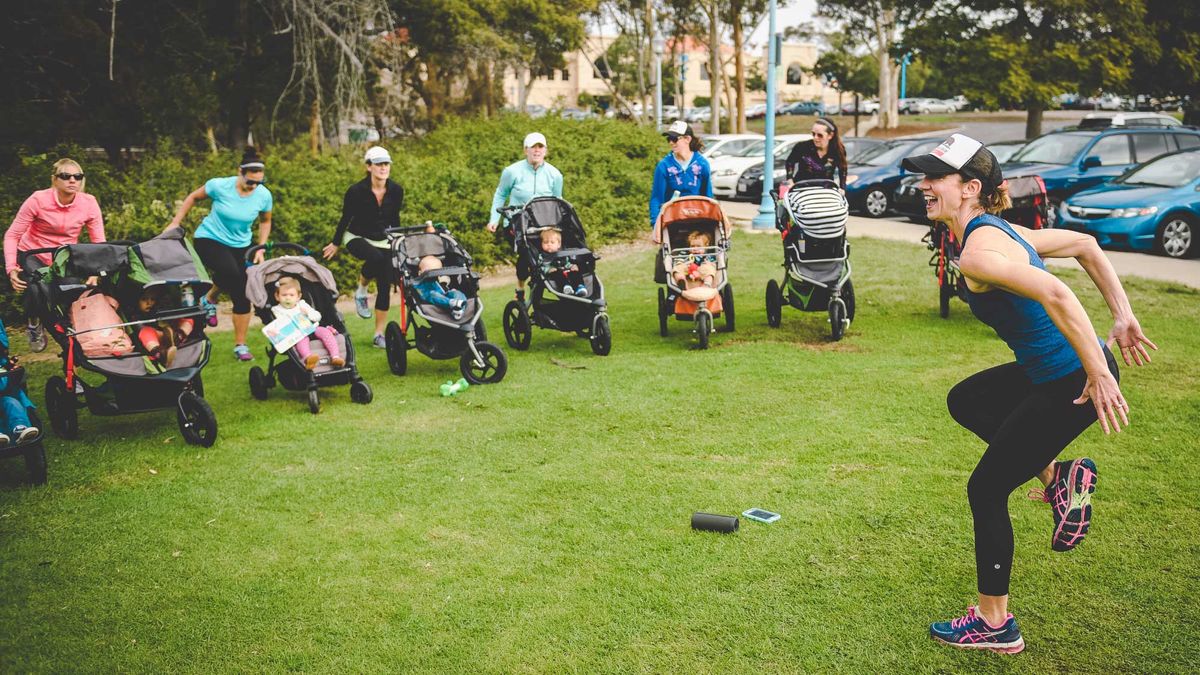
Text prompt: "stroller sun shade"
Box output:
[[523, 198, 588, 249], [245, 256, 339, 309], [784, 186, 848, 239], [397, 233, 471, 268], [127, 228, 212, 291], [52, 243, 129, 279]]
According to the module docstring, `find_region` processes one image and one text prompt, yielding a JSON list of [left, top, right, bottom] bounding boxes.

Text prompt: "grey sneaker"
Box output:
[[372, 334, 387, 349], [14, 426, 38, 443], [354, 287, 372, 319], [27, 319, 47, 352]]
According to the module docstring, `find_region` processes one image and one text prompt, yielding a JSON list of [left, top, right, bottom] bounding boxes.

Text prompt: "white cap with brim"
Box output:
[[523, 132, 547, 148], [664, 119, 692, 140], [901, 133, 983, 174], [364, 146, 392, 164]]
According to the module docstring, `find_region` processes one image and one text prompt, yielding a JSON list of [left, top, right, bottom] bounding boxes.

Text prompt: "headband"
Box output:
[[240, 162, 265, 170], [815, 118, 837, 134]]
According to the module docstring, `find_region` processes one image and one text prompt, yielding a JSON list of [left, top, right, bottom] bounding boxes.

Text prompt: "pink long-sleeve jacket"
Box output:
[[5, 188, 106, 273]]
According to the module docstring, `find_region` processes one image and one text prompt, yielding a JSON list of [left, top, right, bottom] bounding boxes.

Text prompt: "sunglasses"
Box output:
[[55, 172, 85, 181], [811, 132, 829, 138], [243, 178, 266, 187], [666, 135, 682, 143]]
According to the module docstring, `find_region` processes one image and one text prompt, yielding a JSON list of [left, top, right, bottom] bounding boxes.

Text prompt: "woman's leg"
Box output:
[[194, 239, 254, 353], [346, 239, 391, 333]]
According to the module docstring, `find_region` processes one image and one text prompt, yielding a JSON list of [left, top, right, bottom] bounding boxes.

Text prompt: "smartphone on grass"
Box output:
[[742, 508, 781, 524]]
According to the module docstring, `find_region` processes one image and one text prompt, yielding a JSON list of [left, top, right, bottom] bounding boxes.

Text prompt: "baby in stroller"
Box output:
[[414, 256, 468, 320], [0, 320, 38, 446], [671, 230, 718, 290], [131, 285, 195, 367], [272, 276, 344, 370], [537, 228, 588, 297]]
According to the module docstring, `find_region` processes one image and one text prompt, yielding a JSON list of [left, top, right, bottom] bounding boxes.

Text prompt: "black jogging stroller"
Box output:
[[0, 319, 47, 484], [244, 243, 373, 414], [18, 229, 217, 446], [498, 197, 611, 356], [384, 225, 507, 384], [766, 180, 856, 340]]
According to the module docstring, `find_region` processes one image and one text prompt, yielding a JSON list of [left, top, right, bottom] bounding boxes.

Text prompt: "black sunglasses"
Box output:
[[55, 172, 85, 181], [243, 178, 266, 187]]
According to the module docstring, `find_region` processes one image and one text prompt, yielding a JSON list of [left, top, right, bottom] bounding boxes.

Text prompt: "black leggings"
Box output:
[[947, 346, 1119, 596], [193, 237, 252, 314], [345, 238, 392, 311]]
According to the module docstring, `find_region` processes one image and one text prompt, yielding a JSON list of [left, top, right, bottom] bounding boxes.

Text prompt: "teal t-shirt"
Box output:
[[195, 176, 273, 247]]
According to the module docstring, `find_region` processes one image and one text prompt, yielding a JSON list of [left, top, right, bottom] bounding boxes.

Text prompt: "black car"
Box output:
[[736, 137, 889, 201], [893, 139, 1027, 221]]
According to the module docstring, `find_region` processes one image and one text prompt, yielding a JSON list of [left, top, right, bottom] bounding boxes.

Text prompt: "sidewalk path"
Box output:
[[721, 199, 1200, 289]]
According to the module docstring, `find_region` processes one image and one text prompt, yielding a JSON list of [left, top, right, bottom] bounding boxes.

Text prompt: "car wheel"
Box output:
[[863, 188, 890, 218], [1156, 214, 1195, 258]]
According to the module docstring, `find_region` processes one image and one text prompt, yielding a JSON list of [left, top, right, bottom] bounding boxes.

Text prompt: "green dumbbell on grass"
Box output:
[[440, 378, 469, 397]]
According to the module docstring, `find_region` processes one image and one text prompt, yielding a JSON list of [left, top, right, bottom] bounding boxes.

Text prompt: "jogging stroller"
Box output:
[[653, 195, 734, 349], [923, 175, 1049, 318], [384, 225, 507, 384], [766, 180, 855, 340], [498, 197, 611, 356], [244, 243, 373, 414], [18, 229, 217, 446], [0, 319, 47, 484]]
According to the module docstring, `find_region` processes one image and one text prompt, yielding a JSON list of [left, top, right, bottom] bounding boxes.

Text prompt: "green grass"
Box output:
[[2, 234, 1198, 672]]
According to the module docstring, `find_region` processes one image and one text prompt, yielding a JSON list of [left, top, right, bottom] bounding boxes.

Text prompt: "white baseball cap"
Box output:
[[664, 119, 693, 140], [523, 132, 547, 148], [901, 133, 1003, 192], [363, 146, 392, 164]]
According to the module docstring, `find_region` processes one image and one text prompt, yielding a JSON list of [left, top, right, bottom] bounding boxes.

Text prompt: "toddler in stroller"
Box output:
[[766, 179, 856, 340], [0, 318, 47, 484], [499, 197, 611, 356], [245, 243, 371, 414], [131, 285, 195, 367], [384, 225, 507, 384], [653, 195, 734, 349]]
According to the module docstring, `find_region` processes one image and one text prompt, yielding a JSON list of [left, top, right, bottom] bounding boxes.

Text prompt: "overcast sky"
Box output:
[[748, 0, 821, 47]]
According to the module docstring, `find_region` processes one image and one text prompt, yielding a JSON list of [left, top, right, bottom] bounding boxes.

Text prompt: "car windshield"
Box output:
[[1116, 151, 1200, 187], [1009, 133, 1094, 165], [860, 141, 920, 166]]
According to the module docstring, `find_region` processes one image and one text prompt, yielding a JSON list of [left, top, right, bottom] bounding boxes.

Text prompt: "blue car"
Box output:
[[1002, 126, 1200, 226], [845, 138, 941, 217], [1058, 148, 1199, 258]]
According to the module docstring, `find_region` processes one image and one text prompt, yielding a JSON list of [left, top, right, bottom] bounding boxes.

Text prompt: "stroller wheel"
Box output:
[[307, 389, 321, 415], [23, 442, 48, 485], [657, 288, 669, 337], [44, 376, 79, 440], [502, 300, 532, 350], [843, 279, 856, 322], [460, 341, 508, 384], [696, 312, 712, 349], [721, 284, 736, 332], [765, 279, 782, 328], [829, 298, 847, 341], [590, 314, 612, 356], [177, 392, 217, 447], [249, 366, 269, 400], [350, 380, 373, 404], [385, 321, 408, 376]]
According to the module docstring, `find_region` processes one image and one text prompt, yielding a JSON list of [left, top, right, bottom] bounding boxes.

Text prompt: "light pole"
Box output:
[[654, 35, 665, 129], [752, 0, 779, 230]]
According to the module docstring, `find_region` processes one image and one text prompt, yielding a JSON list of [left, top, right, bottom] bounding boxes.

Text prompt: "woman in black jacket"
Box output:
[[322, 146, 404, 348], [784, 118, 848, 190]]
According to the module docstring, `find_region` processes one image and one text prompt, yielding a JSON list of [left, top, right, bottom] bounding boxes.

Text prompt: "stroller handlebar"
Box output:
[[244, 242, 309, 262]]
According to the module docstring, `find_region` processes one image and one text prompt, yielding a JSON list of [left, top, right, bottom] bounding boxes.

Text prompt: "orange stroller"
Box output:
[[652, 196, 734, 349]]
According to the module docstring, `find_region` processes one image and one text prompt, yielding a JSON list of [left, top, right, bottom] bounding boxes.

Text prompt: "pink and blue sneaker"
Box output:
[[1031, 458, 1098, 552], [930, 606, 1025, 654]]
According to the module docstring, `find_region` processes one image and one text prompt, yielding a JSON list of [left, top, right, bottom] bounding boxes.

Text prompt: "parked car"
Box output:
[[1078, 112, 1182, 129], [1093, 93, 1131, 111], [843, 137, 885, 163], [839, 99, 879, 115], [558, 107, 596, 120], [687, 106, 725, 123], [710, 134, 810, 199], [902, 98, 956, 114], [946, 95, 971, 111], [734, 136, 887, 202], [745, 103, 769, 119], [778, 100, 825, 116], [700, 133, 764, 160], [843, 137, 943, 217], [1057, 148, 1200, 258], [1002, 126, 1200, 226]]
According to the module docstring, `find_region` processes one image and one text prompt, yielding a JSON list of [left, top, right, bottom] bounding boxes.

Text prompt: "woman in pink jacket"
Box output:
[[5, 158, 106, 350]]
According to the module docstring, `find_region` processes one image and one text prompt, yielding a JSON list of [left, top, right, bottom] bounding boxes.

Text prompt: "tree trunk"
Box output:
[[732, 1, 746, 133], [482, 60, 496, 118], [205, 126, 218, 155], [426, 58, 445, 119], [309, 99, 321, 156], [877, 47, 894, 130], [708, 0, 720, 135], [645, 0, 657, 125], [1025, 104, 1044, 140], [226, 0, 251, 147]]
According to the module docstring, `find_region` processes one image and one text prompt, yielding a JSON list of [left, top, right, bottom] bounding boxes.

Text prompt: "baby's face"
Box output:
[[138, 295, 158, 313], [689, 237, 707, 253], [541, 233, 562, 254], [276, 286, 300, 308]]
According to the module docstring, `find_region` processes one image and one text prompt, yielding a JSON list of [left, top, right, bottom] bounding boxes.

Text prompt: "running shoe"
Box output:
[[233, 344, 253, 361], [372, 334, 387, 349], [199, 297, 219, 327], [575, 284, 589, 297], [14, 425, 39, 443], [930, 606, 1025, 654], [561, 285, 574, 296], [0, 433, 9, 446], [1030, 458, 1098, 552], [354, 287, 372, 319], [27, 319, 47, 353]]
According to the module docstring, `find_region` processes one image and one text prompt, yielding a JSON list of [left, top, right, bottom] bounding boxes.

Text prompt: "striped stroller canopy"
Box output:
[[785, 183, 848, 240]]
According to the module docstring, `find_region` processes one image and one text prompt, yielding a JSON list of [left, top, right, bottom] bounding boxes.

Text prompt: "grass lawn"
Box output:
[[2, 233, 1197, 672]]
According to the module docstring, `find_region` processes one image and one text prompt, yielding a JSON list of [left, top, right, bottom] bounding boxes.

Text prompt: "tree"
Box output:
[[1129, 0, 1200, 123], [905, 0, 1154, 138]]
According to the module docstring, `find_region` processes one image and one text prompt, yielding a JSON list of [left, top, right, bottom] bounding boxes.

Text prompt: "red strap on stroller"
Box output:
[[398, 292, 408, 335], [65, 335, 76, 391]]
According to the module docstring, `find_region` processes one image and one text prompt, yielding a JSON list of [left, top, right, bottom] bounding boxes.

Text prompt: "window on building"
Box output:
[[561, 68, 570, 81], [594, 58, 611, 79], [786, 63, 804, 85]]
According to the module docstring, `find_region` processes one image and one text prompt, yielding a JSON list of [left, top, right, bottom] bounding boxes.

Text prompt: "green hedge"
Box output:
[[0, 116, 663, 321]]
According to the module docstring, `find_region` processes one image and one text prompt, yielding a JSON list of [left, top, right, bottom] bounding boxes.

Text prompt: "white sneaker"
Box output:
[[14, 426, 38, 443], [0, 433, 10, 446]]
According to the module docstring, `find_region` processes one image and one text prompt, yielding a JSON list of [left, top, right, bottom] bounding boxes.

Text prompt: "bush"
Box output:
[[0, 116, 663, 320]]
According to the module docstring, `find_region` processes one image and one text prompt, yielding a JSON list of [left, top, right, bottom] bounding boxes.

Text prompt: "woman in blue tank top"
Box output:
[[902, 134, 1157, 654]]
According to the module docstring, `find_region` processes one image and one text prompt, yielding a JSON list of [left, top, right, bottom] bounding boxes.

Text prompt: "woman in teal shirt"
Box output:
[[165, 146, 273, 361], [486, 132, 563, 300]]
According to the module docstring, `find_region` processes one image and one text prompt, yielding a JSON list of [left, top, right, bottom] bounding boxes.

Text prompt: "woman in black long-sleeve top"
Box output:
[[784, 118, 848, 190], [322, 146, 404, 347]]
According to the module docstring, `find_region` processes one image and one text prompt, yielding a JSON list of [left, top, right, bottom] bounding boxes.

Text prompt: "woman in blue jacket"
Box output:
[[650, 121, 712, 282]]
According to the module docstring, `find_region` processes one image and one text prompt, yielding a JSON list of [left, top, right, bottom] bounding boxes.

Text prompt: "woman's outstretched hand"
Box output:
[[321, 243, 338, 260], [1074, 370, 1129, 435], [1106, 315, 1158, 366]]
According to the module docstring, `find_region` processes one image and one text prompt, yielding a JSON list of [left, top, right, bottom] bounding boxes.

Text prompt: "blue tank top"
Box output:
[[961, 214, 1083, 383]]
